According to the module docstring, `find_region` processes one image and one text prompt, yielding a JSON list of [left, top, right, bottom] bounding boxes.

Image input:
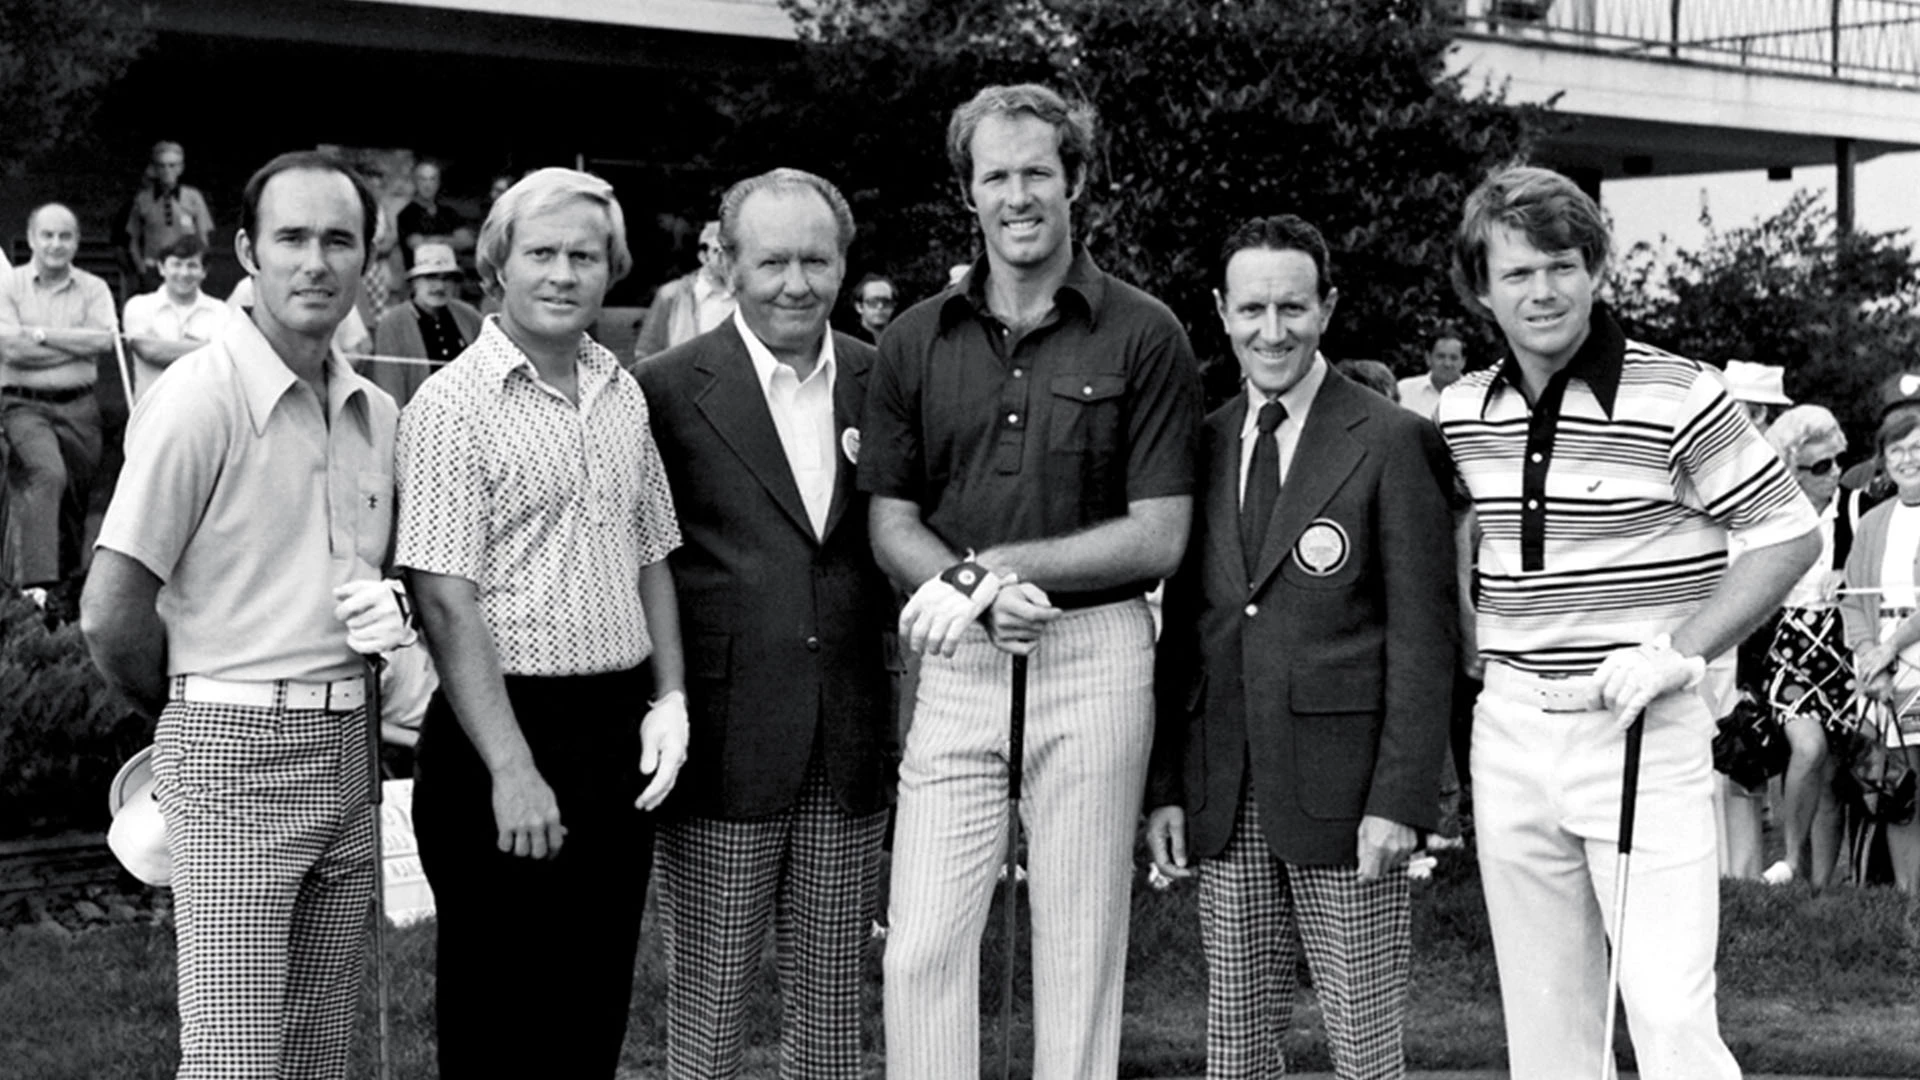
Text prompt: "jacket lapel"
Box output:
[[692, 325, 818, 540], [1250, 373, 1367, 591], [821, 333, 864, 542], [1206, 398, 1251, 593]]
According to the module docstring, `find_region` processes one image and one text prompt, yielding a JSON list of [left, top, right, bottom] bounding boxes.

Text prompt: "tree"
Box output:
[[0, 0, 152, 180], [1609, 192, 1920, 450], [706, 0, 1553, 397]]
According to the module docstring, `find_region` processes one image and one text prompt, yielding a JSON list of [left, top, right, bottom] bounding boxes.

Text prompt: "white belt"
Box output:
[[1483, 663, 1605, 714], [171, 674, 367, 713]]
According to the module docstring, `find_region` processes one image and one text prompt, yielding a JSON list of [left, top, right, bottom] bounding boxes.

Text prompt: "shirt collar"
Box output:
[[1482, 300, 1626, 419], [732, 308, 835, 395], [470, 314, 620, 403], [1239, 353, 1329, 438], [29, 263, 75, 292], [938, 243, 1107, 331], [226, 314, 371, 438]]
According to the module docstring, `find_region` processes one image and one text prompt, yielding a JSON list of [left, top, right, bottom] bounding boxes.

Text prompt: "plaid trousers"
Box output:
[[659, 758, 887, 1080], [1196, 792, 1411, 1080], [152, 694, 376, 1080]]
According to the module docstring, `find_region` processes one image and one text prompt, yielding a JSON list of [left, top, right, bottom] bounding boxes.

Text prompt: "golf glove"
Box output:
[[900, 558, 1009, 656], [334, 578, 416, 654], [1593, 633, 1705, 729]]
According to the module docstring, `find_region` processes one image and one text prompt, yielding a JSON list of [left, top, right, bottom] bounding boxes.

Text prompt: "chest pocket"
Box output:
[[1046, 374, 1126, 453], [356, 470, 394, 567]]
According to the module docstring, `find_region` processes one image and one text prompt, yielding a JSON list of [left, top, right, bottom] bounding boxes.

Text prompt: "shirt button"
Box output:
[[1244, 603, 1259, 618], [1012, 368, 1024, 378], [1526, 499, 1540, 510], [1007, 412, 1020, 424], [806, 636, 821, 652], [1082, 385, 1093, 396], [1530, 453, 1543, 463]]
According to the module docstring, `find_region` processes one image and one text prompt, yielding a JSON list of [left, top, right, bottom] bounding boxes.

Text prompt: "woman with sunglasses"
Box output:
[[1840, 405, 1920, 894], [1755, 405, 1852, 886]]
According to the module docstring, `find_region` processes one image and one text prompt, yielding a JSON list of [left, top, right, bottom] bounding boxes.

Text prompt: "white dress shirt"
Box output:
[[1237, 353, 1329, 506], [735, 309, 837, 539]]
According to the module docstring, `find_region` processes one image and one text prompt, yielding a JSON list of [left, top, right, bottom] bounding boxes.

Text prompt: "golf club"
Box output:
[[363, 653, 392, 1080], [1000, 653, 1029, 1080], [1599, 715, 1645, 1080]]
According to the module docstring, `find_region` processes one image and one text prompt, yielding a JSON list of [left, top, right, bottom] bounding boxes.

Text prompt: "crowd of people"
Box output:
[[0, 77, 1907, 1080]]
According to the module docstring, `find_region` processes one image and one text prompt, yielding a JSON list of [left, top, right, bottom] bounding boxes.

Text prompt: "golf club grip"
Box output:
[[1008, 655, 1029, 801], [1618, 716, 1645, 856]]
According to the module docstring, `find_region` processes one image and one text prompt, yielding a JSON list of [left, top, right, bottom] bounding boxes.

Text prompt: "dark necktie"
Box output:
[[1242, 399, 1286, 574]]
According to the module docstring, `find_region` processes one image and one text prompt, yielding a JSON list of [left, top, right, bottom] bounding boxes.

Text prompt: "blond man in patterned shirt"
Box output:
[[396, 167, 689, 1080]]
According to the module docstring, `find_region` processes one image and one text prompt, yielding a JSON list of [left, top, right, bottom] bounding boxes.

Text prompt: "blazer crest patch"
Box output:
[[1292, 518, 1350, 577]]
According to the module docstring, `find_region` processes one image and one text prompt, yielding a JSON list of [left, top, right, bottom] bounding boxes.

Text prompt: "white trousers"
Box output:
[[1472, 675, 1742, 1080], [883, 600, 1154, 1080]]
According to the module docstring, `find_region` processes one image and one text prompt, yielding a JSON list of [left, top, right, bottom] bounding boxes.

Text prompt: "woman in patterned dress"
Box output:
[[1758, 406, 1852, 886]]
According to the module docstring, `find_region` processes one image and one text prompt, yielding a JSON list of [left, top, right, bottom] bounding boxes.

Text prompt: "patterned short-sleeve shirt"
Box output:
[[395, 317, 681, 676]]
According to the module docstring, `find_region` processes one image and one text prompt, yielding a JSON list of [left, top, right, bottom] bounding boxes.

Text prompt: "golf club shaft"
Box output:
[[364, 654, 392, 1080], [1002, 653, 1029, 1080], [1600, 716, 1645, 1080]]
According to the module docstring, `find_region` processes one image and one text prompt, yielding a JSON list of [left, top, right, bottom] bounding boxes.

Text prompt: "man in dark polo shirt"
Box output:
[[859, 82, 1201, 1079]]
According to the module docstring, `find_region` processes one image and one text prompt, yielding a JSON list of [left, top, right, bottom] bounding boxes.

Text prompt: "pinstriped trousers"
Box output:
[[883, 599, 1155, 1080], [153, 696, 376, 1080], [1197, 792, 1411, 1080]]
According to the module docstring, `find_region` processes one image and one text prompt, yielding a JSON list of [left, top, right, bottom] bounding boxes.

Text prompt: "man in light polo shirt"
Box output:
[[1437, 164, 1818, 1080], [122, 234, 233, 402], [0, 202, 119, 600], [1396, 331, 1464, 420], [81, 150, 412, 1080]]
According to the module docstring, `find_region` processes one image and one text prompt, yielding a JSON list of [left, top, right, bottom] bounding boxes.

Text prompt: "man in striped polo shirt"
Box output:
[[1438, 166, 1818, 1080]]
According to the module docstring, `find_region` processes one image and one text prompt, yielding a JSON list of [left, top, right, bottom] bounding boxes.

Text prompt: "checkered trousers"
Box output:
[[152, 696, 376, 1080], [1196, 792, 1411, 1080], [658, 758, 887, 1080]]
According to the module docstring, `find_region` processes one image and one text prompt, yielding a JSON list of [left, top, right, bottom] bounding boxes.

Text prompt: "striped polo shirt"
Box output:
[[1438, 306, 1814, 676]]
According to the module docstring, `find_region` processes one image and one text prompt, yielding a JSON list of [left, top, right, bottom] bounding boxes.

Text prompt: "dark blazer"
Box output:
[[1149, 368, 1457, 866], [637, 322, 898, 820]]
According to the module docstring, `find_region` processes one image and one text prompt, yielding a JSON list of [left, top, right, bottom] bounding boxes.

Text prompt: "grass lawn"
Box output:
[[1, 845, 1913, 1080]]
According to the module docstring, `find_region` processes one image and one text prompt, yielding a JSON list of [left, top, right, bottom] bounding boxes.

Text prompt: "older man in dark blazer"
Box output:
[[1147, 215, 1457, 1080], [636, 167, 896, 1080]]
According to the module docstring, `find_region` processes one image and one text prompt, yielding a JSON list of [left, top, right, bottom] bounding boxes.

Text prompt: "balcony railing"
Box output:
[[1457, 1, 1920, 88]]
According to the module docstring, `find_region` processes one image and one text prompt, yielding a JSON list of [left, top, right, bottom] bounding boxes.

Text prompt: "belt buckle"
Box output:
[[1537, 675, 1591, 714]]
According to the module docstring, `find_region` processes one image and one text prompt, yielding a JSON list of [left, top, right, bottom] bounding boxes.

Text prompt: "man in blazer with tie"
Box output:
[[636, 168, 897, 1080], [1146, 214, 1457, 1080]]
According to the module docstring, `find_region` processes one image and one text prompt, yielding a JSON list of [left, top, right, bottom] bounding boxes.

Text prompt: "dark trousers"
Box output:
[[413, 667, 655, 1079], [1, 391, 101, 586]]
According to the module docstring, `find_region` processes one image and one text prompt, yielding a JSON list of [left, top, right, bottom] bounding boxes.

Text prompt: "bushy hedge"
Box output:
[[0, 592, 148, 838]]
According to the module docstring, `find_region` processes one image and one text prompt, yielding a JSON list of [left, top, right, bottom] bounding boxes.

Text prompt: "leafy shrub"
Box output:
[[0, 591, 147, 837]]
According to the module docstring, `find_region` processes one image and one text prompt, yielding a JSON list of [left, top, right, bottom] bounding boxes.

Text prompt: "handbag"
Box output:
[[1839, 695, 1919, 825], [1711, 690, 1790, 792]]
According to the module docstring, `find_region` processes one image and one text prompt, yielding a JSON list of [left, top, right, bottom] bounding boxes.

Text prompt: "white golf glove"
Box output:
[[333, 579, 416, 655], [900, 558, 1010, 657], [1593, 634, 1705, 730]]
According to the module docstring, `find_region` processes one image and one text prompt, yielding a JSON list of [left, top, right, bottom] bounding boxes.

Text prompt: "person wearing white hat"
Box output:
[[367, 241, 480, 408], [81, 151, 416, 1080], [1721, 359, 1794, 426]]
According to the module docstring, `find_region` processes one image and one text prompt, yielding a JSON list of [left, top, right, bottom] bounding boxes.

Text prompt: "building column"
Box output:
[[1835, 137, 1855, 236]]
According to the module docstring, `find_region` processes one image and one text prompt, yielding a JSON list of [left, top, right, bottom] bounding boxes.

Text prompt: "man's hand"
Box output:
[[984, 581, 1061, 656], [1593, 635, 1706, 730], [1357, 815, 1418, 882], [491, 761, 566, 859], [1145, 806, 1194, 884], [636, 690, 690, 811], [333, 580, 414, 654], [1858, 644, 1900, 705], [900, 564, 1009, 657]]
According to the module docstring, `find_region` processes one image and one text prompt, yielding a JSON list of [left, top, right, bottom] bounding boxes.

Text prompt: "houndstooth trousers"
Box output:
[[152, 694, 376, 1080], [882, 599, 1155, 1080], [659, 758, 888, 1080], [1196, 792, 1412, 1080]]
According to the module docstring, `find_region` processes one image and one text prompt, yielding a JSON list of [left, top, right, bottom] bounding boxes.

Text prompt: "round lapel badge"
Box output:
[[841, 426, 860, 465], [1292, 518, 1350, 577]]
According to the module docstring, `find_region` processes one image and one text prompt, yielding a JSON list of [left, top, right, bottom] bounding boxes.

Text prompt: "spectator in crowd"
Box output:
[[861, 83, 1201, 1079], [126, 140, 215, 293], [368, 241, 480, 408], [1147, 214, 1456, 1079], [1396, 331, 1464, 418], [488, 172, 515, 208], [851, 272, 898, 342], [1723, 359, 1793, 428], [1438, 165, 1816, 1080], [1339, 357, 1399, 402], [637, 167, 897, 1080], [396, 159, 469, 262], [1840, 403, 1920, 895], [81, 150, 412, 1080], [1755, 404, 1852, 888], [0, 203, 119, 603], [396, 167, 689, 1079], [634, 220, 734, 362], [121, 234, 232, 402]]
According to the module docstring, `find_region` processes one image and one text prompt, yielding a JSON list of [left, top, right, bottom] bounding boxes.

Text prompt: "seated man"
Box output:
[[368, 242, 480, 408], [0, 203, 118, 600], [122, 234, 232, 402]]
